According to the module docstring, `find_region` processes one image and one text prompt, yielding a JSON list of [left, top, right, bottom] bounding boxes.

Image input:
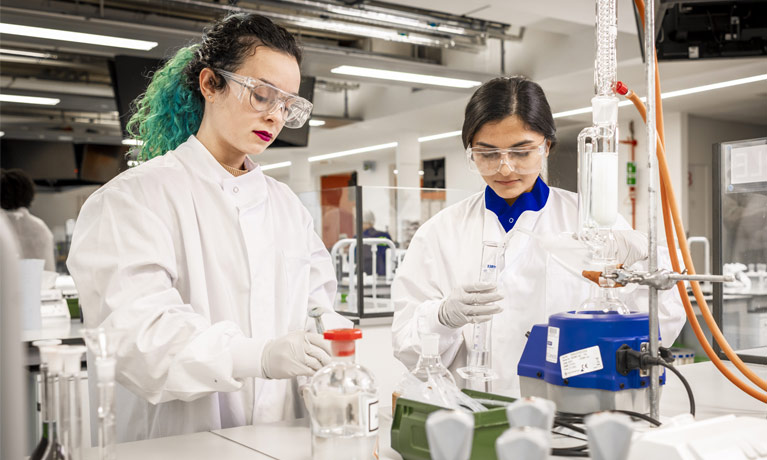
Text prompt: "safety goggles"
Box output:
[[216, 69, 313, 129], [466, 141, 548, 176]]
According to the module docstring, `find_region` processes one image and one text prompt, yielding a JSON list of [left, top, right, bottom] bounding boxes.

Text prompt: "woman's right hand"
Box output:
[[437, 283, 504, 328], [261, 331, 332, 379]]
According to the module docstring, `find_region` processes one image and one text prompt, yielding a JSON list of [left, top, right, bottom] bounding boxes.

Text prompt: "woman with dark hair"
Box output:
[[0, 168, 55, 270], [67, 13, 349, 441], [391, 76, 685, 396]]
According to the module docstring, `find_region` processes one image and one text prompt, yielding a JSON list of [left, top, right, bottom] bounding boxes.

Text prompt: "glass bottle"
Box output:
[[304, 329, 378, 460], [31, 343, 66, 460]]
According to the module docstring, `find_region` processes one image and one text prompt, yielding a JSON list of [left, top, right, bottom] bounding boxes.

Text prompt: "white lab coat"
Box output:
[[2, 207, 55, 271], [391, 186, 686, 397], [68, 135, 349, 441]]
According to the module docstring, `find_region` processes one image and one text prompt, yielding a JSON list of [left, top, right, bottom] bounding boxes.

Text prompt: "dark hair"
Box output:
[[127, 13, 302, 160], [461, 76, 557, 150], [1, 169, 35, 210]]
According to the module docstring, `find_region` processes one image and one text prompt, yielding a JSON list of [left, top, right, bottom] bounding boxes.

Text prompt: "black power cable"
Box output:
[[616, 344, 697, 417], [612, 409, 662, 426], [656, 360, 696, 416]]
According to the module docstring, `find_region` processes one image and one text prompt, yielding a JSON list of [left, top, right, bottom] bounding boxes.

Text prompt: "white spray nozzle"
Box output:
[[585, 412, 634, 460], [505, 397, 557, 438], [496, 426, 549, 460], [425, 410, 475, 460]]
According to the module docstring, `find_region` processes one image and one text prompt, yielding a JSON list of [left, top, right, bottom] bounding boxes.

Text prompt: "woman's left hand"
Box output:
[[614, 229, 649, 268]]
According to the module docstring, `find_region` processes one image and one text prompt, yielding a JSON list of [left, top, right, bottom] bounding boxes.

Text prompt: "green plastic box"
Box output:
[[390, 390, 516, 460]]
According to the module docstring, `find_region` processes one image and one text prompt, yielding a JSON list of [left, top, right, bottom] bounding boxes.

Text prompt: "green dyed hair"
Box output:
[[127, 45, 203, 161]]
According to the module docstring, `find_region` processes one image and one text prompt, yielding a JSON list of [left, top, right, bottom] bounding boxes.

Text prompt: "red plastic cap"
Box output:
[[616, 81, 629, 96], [324, 328, 362, 341]]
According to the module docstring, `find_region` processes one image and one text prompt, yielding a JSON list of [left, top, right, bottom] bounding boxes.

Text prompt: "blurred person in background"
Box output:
[[1, 168, 55, 271]]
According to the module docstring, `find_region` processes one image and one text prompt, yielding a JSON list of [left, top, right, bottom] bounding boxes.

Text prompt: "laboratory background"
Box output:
[[1, 0, 766, 459]]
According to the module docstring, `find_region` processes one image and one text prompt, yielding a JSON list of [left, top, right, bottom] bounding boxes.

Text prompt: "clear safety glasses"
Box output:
[[216, 69, 313, 129], [466, 141, 548, 176]]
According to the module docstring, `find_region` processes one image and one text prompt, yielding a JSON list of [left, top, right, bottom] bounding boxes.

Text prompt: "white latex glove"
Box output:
[[614, 229, 649, 268], [261, 331, 332, 379], [438, 282, 504, 329]]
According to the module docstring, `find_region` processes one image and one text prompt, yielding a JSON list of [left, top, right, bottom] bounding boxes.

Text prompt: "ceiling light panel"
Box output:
[[0, 23, 158, 51], [331, 66, 480, 89], [0, 94, 61, 105], [261, 161, 292, 171], [308, 142, 398, 162]]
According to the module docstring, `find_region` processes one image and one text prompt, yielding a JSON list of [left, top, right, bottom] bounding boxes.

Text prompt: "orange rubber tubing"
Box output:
[[623, 89, 767, 403], [630, 0, 766, 403]]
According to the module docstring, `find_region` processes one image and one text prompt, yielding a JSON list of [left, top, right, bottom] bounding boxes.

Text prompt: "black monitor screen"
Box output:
[[0, 140, 78, 181], [109, 55, 314, 148]]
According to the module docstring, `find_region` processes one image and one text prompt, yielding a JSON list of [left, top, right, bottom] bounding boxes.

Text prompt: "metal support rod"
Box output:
[[644, 0, 660, 421], [355, 186, 364, 317], [500, 38, 506, 74]]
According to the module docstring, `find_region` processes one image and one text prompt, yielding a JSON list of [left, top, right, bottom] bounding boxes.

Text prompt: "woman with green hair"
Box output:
[[67, 13, 349, 441]]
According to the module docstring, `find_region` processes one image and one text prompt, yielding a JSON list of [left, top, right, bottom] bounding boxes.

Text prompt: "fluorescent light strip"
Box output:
[[552, 74, 767, 119], [261, 161, 292, 171], [309, 142, 398, 162], [331, 66, 480, 89], [121, 139, 144, 146], [0, 23, 158, 51], [0, 94, 60, 105], [418, 130, 461, 142], [661, 74, 767, 99], [0, 47, 52, 58]]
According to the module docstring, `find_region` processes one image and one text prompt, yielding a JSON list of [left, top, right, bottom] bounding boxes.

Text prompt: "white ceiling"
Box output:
[[0, 0, 765, 160]]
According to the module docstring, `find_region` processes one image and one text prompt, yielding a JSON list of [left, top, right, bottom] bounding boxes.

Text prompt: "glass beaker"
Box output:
[[457, 241, 502, 383]]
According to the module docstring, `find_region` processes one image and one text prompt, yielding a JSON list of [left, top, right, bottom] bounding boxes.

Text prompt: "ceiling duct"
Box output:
[[157, 0, 520, 51], [3, 0, 519, 52]]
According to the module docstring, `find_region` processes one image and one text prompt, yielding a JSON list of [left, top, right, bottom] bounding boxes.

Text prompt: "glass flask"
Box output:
[[304, 329, 379, 460], [392, 331, 456, 410]]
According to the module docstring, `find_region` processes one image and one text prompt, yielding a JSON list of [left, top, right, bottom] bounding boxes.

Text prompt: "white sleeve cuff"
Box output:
[[231, 337, 267, 379], [417, 300, 462, 353]]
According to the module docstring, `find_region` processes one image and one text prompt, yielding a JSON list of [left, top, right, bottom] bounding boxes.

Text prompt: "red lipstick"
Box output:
[[254, 130, 273, 142]]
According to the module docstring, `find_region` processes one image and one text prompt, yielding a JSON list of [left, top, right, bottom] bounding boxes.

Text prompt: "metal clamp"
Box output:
[[603, 268, 734, 291]]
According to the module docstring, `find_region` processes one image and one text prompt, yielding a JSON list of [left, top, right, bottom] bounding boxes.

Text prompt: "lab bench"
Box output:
[[78, 360, 766, 460]]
